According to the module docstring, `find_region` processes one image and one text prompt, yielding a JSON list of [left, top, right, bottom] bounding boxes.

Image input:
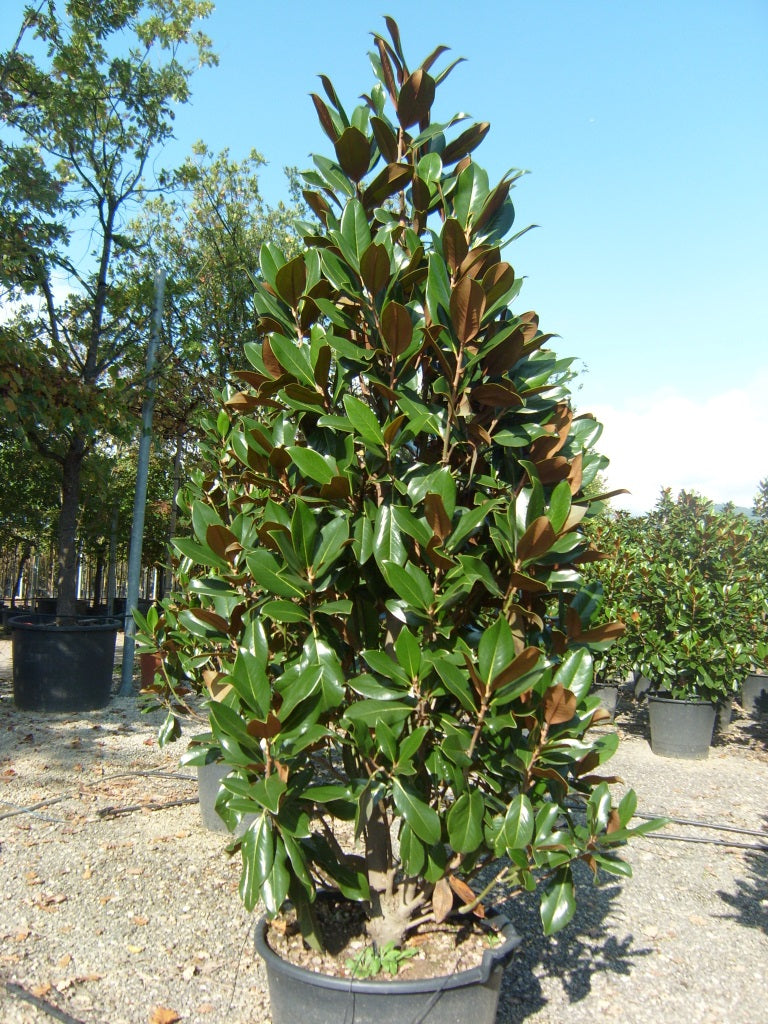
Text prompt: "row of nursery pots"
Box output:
[[596, 674, 768, 760]]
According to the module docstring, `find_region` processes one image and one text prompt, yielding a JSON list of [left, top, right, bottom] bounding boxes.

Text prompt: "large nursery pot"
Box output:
[[11, 614, 121, 711], [255, 902, 523, 1024], [742, 673, 768, 716], [648, 694, 716, 759]]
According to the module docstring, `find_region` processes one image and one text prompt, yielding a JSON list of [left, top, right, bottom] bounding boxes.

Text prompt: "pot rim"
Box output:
[[255, 906, 522, 996], [648, 693, 716, 708], [9, 614, 121, 633]]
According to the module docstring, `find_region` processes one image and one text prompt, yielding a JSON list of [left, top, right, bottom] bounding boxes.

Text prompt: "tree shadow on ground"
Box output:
[[716, 813, 768, 937], [492, 861, 653, 1023]]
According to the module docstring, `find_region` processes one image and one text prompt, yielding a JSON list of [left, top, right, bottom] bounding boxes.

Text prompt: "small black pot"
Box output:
[[648, 694, 716, 759], [11, 614, 121, 712], [742, 674, 768, 716], [255, 905, 522, 1024]]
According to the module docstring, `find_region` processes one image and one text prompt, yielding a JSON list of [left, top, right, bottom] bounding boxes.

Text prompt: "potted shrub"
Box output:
[[148, 20, 660, 1021], [581, 511, 647, 718], [742, 516, 768, 715], [621, 491, 758, 756], [743, 640, 768, 716]]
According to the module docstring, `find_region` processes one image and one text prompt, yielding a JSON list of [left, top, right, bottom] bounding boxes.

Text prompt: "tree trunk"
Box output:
[[92, 549, 105, 611], [106, 501, 119, 615], [57, 438, 85, 619], [163, 432, 184, 596], [12, 540, 31, 608]]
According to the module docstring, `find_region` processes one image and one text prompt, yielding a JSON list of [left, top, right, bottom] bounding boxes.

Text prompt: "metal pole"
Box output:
[[119, 270, 165, 696]]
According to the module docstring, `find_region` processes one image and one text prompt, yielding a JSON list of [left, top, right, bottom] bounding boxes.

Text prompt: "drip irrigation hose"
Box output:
[[565, 800, 768, 854], [631, 810, 768, 839], [0, 768, 198, 820]]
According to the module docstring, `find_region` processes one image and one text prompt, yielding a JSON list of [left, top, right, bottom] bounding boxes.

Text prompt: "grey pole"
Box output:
[[119, 270, 165, 696]]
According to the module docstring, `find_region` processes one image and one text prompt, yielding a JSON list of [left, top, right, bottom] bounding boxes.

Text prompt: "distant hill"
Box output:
[[715, 503, 759, 520]]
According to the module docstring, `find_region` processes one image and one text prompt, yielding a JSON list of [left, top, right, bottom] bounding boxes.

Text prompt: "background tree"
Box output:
[[118, 144, 304, 585], [0, 0, 216, 617], [753, 477, 768, 520], [0, 423, 59, 605]]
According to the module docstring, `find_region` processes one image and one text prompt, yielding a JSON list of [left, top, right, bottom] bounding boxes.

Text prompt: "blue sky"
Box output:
[[5, 1, 768, 511]]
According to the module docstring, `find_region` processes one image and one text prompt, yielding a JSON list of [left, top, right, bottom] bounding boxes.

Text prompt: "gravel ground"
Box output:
[[1, 635, 766, 1024]]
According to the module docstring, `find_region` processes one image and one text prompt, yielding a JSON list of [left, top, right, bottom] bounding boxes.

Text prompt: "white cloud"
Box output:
[[591, 374, 768, 515]]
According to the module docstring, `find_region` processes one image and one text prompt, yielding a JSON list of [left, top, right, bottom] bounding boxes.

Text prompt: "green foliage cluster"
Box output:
[[346, 940, 418, 979], [139, 20, 657, 953], [587, 490, 768, 702]]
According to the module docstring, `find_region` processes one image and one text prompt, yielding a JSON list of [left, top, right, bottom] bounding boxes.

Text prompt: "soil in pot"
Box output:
[[257, 892, 522, 1024]]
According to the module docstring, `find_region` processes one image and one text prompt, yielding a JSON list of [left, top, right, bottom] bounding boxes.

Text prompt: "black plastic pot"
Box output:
[[648, 695, 716, 759], [742, 674, 768, 716], [255, 906, 522, 1024], [11, 614, 121, 712], [2, 605, 31, 631]]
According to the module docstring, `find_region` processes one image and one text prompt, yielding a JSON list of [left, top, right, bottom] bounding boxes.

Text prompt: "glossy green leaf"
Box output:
[[446, 790, 484, 853], [229, 648, 271, 718], [375, 720, 398, 763], [291, 498, 319, 569], [548, 479, 572, 534], [267, 334, 315, 387], [478, 616, 516, 687], [373, 505, 407, 569], [426, 253, 452, 326], [340, 199, 372, 267], [503, 794, 534, 851], [343, 700, 413, 726], [555, 648, 593, 701], [395, 627, 421, 680], [344, 394, 384, 445], [286, 446, 336, 485], [245, 549, 308, 599], [382, 560, 434, 612], [540, 867, 576, 935], [262, 600, 310, 624], [239, 814, 272, 912], [392, 779, 440, 844], [360, 649, 410, 685], [398, 823, 426, 875], [432, 658, 476, 711]]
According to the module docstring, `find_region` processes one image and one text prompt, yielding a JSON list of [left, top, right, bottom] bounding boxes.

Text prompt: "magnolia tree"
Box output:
[[139, 20, 658, 952]]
